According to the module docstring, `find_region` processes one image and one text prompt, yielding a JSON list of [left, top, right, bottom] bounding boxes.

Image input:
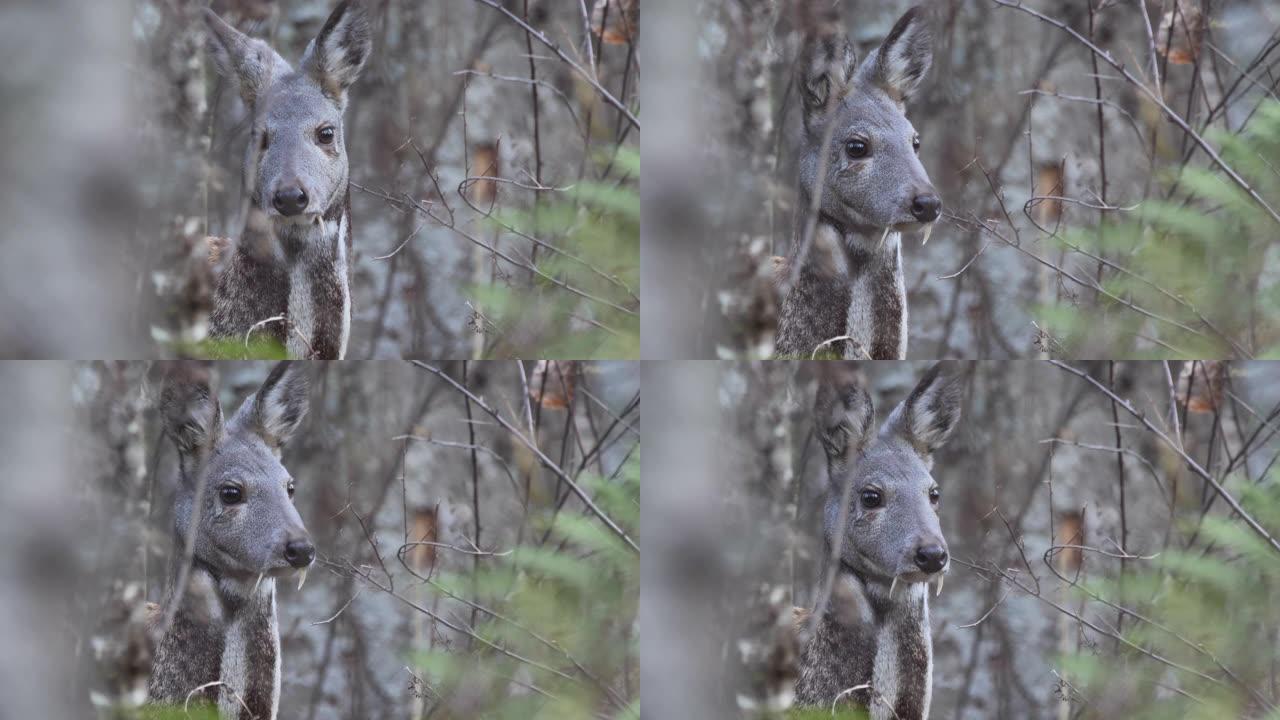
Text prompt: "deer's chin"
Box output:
[[222, 564, 297, 581], [892, 569, 937, 584], [270, 212, 321, 226]]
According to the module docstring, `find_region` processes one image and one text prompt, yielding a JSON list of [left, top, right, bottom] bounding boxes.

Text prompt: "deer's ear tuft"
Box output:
[[798, 34, 857, 131], [160, 363, 224, 462], [303, 0, 372, 104], [814, 374, 875, 469], [250, 362, 311, 449], [891, 362, 963, 458], [203, 9, 288, 108], [863, 6, 933, 104]]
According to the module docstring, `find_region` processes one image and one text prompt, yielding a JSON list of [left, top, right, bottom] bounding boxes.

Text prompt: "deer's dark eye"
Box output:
[[220, 485, 244, 505], [860, 488, 883, 509], [929, 487, 941, 503], [913, 135, 921, 153], [846, 139, 869, 159], [287, 480, 296, 499], [316, 126, 336, 145]]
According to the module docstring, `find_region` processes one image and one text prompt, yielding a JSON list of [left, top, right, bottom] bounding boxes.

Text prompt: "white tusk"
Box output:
[[253, 573, 265, 594], [935, 575, 944, 598], [922, 224, 933, 246], [297, 568, 308, 591], [889, 577, 898, 599], [879, 227, 891, 249]]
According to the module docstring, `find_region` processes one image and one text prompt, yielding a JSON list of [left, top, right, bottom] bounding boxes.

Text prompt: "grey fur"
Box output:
[[205, 1, 370, 359], [776, 7, 938, 360], [796, 363, 963, 719], [148, 362, 314, 720]]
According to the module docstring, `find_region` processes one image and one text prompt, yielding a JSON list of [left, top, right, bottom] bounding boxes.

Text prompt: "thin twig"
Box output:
[[470, 0, 638, 130], [411, 361, 639, 553], [991, 0, 1280, 228], [1049, 361, 1280, 554]]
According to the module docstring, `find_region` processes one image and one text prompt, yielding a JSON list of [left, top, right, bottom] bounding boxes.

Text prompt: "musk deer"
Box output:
[[204, 1, 372, 359], [147, 362, 314, 720], [775, 7, 939, 360], [792, 363, 962, 719]]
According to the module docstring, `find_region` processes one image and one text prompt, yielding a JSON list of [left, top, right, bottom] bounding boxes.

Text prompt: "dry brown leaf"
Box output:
[[1055, 511, 1085, 573], [204, 236, 230, 267], [468, 143, 500, 206], [529, 361, 578, 410], [1157, 0, 1205, 65], [1176, 361, 1226, 414], [592, 0, 638, 45], [407, 506, 439, 574], [1033, 163, 1065, 227]]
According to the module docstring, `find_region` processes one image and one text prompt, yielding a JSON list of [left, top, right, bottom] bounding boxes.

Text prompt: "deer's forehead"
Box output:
[[261, 76, 342, 126], [207, 439, 290, 483], [836, 88, 916, 135], [858, 441, 933, 486]]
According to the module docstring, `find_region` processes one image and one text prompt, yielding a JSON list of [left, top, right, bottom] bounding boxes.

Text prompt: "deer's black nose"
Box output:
[[272, 186, 308, 216], [911, 193, 941, 223], [914, 544, 948, 574], [284, 539, 315, 568]]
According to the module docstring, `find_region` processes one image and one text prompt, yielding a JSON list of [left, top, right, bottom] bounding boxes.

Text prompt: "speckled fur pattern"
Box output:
[[777, 222, 906, 359], [210, 236, 290, 348], [217, 578, 281, 720], [777, 224, 852, 358], [147, 566, 280, 720], [210, 191, 351, 358], [147, 565, 226, 708], [796, 573, 932, 719], [280, 190, 352, 359]]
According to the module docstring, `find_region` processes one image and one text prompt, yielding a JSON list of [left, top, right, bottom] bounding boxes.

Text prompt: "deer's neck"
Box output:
[[797, 566, 932, 720], [278, 189, 352, 359], [777, 213, 907, 359], [149, 560, 280, 720], [210, 232, 290, 347], [839, 225, 907, 360]]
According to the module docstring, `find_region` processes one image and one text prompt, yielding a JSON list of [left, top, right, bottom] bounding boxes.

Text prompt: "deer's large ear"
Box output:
[[860, 6, 933, 104], [302, 0, 372, 105], [203, 9, 289, 108], [160, 363, 224, 469], [814, 376, 875, 471], [797, 33, 857, 133], [886, 362, 962, 461], [249, 362, 310, 449]]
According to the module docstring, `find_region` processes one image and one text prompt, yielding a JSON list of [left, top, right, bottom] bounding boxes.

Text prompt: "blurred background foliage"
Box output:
[[1062, 476, 1280, 719], [474, 148, 640, 359], [412, 464, 639, 719], [1038, 101, 1280, 359]]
